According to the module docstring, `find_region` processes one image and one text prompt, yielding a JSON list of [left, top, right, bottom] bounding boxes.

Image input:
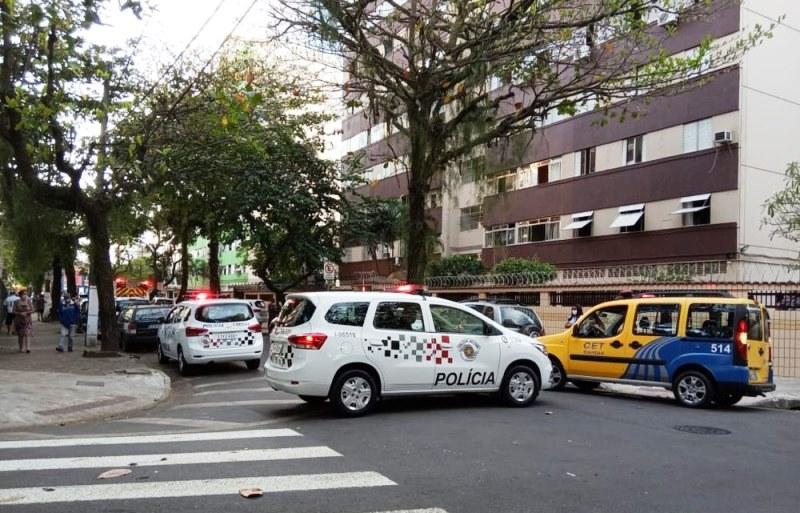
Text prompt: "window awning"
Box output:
[[672, 205, 710, 215], [610, 211, 644, 228], [564, 219, 593, 230], [679, 193, 711, 204], [618, 203, 645, 214]]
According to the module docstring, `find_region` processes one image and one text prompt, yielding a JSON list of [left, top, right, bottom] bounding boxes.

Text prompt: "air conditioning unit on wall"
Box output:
[[714, 131, 733, 145]]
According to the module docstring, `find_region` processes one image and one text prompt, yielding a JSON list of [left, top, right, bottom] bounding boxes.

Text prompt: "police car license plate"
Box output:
[[749, 370, 759, 381]]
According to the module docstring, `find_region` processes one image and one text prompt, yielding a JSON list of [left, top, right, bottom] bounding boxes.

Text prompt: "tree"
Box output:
[[0, 0, 146, 349], [275, 0, 770, 282], [426, 254, 485, 277], [342, 196, 404, 263], [764, 162, 800, 249]]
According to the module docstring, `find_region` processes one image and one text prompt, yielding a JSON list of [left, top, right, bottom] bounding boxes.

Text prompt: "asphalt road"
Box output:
[[1, 343, 798, 513]]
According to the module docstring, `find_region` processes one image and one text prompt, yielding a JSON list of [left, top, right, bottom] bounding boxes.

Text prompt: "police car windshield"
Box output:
[[195, 303, 253, 323]]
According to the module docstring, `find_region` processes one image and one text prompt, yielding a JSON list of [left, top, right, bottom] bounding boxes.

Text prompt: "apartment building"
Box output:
[[339, 0, 800, 282]]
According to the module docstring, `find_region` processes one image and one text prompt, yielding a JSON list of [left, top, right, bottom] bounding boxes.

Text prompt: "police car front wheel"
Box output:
[[501, 365, 540, 407], [330, 369, 378, 417]]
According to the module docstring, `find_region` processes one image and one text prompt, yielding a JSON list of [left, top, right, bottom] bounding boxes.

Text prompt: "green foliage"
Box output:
[[426, 255, 485, 277], [491, 258, 556, 281], [342, 197, 405, 260], [764, 162, 800, 248]]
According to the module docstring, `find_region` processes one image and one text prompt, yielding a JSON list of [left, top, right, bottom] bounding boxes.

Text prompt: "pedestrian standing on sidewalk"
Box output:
[[13, 290, 33, 353], [34, 293, 45, 321], [57, 295, 80, 353], [3, 289, 19, 335]]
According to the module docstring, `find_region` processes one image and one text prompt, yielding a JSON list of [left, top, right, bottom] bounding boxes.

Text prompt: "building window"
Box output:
[[382, 38, 393, 56], [461, 156, 485, 183], [460, 206, 483, 231], [624, 135, 644, 165], [672, 193, 711, 226], [518, 217, 560, 243], [611, 204, 645, 233], [576, 147, 596, 175], [486, 170, 517, 195], [564, 211, 593, 237], [549, 158, 562, 181], [484, 224, 515, 248], [683, 118, 713, 153], [426, 190, 442, 209]]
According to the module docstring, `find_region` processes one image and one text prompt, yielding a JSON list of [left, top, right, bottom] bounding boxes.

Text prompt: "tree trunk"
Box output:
[[178, 228, 190, 299], [208, 232, 220, 296], [49, 256, 62, 321], [64, 258, 77, 297], [86, 210, 120, 351], [405, 126, 433, 284]]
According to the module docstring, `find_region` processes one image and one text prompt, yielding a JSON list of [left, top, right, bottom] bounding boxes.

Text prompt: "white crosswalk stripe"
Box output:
[[0, 472, 396, 505], [0, 428, 402, 508], [170, 399, 303, 409], [192, 376, 267, 390]]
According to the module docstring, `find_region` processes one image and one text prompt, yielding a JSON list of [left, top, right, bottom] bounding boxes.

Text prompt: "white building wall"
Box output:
[[739, 1, 800, 261]]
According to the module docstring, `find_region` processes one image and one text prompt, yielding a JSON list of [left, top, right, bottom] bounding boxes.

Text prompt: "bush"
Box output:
[[491, 258, 556, 281], [426, 254, 485, 277]]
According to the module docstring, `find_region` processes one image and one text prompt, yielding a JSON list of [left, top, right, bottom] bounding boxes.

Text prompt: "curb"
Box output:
[[599, 384, 800, 410]]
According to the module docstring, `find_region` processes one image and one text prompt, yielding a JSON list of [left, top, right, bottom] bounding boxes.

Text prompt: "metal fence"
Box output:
[[427, 259, 800, 378]]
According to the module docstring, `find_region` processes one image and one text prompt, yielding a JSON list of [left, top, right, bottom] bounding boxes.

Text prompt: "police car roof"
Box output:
[[288, 291, 454, 303], [178, 298, 252, 306]]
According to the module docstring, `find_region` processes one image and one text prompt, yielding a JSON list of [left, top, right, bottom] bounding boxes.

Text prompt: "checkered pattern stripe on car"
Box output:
[[368, 334, 453, 364], [271, 344, 294, 369]]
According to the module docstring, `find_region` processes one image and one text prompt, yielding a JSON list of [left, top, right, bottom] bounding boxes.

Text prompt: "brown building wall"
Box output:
[[481, 222, 738, 268]]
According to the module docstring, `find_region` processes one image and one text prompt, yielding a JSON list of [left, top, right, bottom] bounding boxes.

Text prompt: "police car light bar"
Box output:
[[390, 284, 431, 296]]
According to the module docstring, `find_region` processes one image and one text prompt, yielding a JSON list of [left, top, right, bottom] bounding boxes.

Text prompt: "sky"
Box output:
[[92, 0, 276, 80]]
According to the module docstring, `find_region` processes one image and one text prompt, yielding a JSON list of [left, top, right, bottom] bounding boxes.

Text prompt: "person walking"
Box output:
[[3, 289, 19, 335], [564, 305, 584, 329], [34, 293, 45, 321], [57, 295, 80, 353], [13, 290, 33, 353]]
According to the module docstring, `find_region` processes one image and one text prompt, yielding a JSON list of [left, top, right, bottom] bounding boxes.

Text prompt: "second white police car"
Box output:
[[266, 291, 552, 416]]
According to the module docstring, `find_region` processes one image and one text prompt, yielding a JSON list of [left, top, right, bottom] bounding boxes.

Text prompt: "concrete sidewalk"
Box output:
[[0, 320, 171, 431], [601, 376, 800, 409]]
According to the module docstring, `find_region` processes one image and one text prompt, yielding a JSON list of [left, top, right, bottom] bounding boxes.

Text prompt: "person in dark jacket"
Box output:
[[57, 296, 81, 352]]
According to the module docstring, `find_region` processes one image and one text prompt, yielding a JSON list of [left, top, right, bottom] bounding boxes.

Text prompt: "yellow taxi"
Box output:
[[539, 293, 775, 408]]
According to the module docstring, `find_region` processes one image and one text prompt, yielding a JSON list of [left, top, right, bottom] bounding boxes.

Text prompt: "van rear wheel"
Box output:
[[673, 370, 714, 408]]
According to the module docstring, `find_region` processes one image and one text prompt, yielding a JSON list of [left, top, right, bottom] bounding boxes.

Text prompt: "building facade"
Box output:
[[338, 1, 800, 283]]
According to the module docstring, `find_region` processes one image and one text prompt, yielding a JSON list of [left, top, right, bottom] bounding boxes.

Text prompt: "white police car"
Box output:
[[265, 291, 552, 416], [157, 299, 264, 376]]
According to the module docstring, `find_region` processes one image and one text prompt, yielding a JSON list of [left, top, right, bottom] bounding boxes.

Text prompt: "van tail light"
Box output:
[[248, 323, 262, 333], [734, 319, 748, 366], [186, 326, 209, 337], [127, 322, 137, 334], [288, 333, 327, 350]]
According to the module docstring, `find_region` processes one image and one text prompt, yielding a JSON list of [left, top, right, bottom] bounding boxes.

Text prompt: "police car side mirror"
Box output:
[[484, 324, 501, 336]]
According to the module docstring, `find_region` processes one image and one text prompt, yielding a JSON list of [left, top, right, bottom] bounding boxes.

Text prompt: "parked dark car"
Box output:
[[118, 305, 173, 351]]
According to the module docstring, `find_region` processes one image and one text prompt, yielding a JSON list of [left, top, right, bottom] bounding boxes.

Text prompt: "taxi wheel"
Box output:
[[157, 342, 169, 364], [501, 365, 540, 407], [330, 369, 377, 417], [548, 357, 567, 391], [673, 370, 715, 408], [715, 391, 743, 408], [178, 347, 193, 377]]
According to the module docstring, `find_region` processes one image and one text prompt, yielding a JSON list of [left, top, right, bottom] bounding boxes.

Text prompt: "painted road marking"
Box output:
[[0, 471, 396, 505], [0, 446, 340, 472], [193, 387, 284, 397], [170, 399, 302, 409], [0, 428, 301, 450], [115, 417, 248, 429], [192, 376, 266, 390]]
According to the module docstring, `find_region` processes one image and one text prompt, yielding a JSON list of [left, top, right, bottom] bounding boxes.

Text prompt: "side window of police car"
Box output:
[[373, 302, 425, 332], [576, 305, 628, 339], [430, 305, 498, 336], [325, 302, 369, 327]]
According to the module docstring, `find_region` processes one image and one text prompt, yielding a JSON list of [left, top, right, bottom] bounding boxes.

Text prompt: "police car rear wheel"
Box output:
[[157, 342, 169, 364], [331, 370, 377, 417], [178, 347, 193, 377], [245, 359, 260, 371], [549, 357, 567, 391], [673, 371, 714, 408], [501, 365, 540, 407]]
